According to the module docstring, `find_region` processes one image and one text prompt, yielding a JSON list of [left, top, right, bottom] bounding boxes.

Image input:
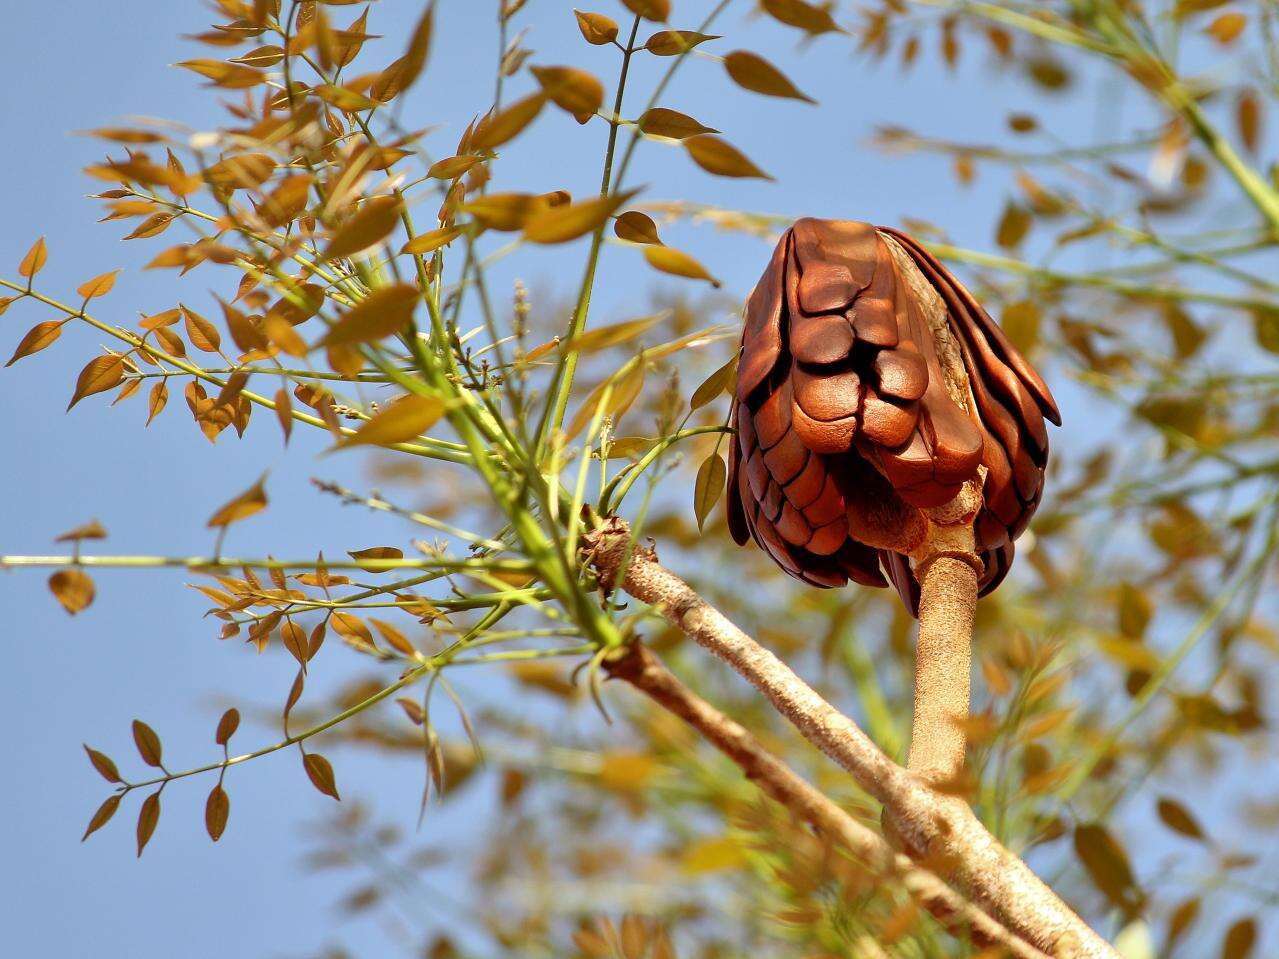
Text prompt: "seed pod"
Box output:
[[725, 219, 1060, 614]]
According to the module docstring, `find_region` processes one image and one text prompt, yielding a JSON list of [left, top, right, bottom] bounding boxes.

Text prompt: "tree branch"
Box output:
[[605, 642, 1051, 959], [586, 521, 1116, 959]]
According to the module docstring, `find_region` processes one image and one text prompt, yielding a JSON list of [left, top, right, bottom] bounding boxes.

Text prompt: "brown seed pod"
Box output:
[[725, 218, 1061, 614]]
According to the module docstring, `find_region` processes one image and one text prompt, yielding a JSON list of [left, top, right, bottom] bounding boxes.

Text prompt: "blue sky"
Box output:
[[0, 2, 1175, 957]]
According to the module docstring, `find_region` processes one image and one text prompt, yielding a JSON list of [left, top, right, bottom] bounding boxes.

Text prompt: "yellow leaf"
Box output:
[[370, 617, 417, 656], [523, 189, 638, 244], [55, 520, 108, 542], [645, 30, 718, 55], [207, 475, 268, 528], [643, 245, 721, 286], [324, 195, 403, 260], [264, 312, 309, 358], [620, 0, 669, 21], [566, 362, 646, 440], [18, 237, 47, 278], [314, 83, 376, 112], [531, 65, 604, 122], [682, 836, 747, 874], [1205, 12, 1246, 43], [68, 355, 125, 409], [181, 305, 222, 352], [5, 320, 63, 366], [614, 210, 662, 244], [320, 283, 419, 346], [470, 92, 547, 150], [371, 3, 433, 102], [427, 155, 483, 179], [462, 192, 553, 231], [637, 107, 718, 140], [684, 134, 771, 179], [723, 50, 816, 103], [761, 0, 843, 35], [401, 226, 463, 255], [334, 394, 445, 449], [178, 59, 264, 88], [566, 314, 664, 354], [49, 569, 95, 615], [575, 10, 619, 45], [77, 270, 120, 300], [274, 386, 293, 445]]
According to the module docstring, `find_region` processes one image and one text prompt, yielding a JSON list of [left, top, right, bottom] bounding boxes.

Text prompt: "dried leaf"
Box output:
[[6, 321, 64, 366], [531, 65, 604, 122], [77, 270, 120, 300], [684, 134, 771, 179], [215, 707, 240, 745], [614, 210, 661, 245], [205, 784, 230, 841], [207, 475, 268, 527], [136, 790, 161, 856], [82, 794, 122, 841], [67, 355, 124, 410], [523, 189, 639, 244], [575, 11, 619, 45], [83, 745, 122, 783], [324, 195, 403, 260], [723, 50, 815, 103], [19, 237, 48, 278], [49, 569, 95, 615], [320, 283, 419, 346], [567, 315, 664, 354], [132, 719, 164, 767], [645, 31, 718, 55], [303, 752, 341, 800], [637, 107, 717, 139], [334, 394, 444, 449], [644, 245, 721, 286], [471, 92, 547, 150]]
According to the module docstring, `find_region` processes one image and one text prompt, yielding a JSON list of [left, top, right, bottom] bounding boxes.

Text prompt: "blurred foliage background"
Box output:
[[3, 1, 1279, 957]]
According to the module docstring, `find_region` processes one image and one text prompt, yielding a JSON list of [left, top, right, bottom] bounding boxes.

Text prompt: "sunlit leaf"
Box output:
[[637, 107, 717, 140], [1205, 12, 1246, 43], [645, 31, 718, 55], [644, 245, 721, 286], [471, 92, 547, 149], [320, 283, 419, 346], [207, 475, 268, 528], [6, 320, 63, 366], [181, 305, 222, 353], [567, 315, 664, 355], [684, 134, 771, 179], [531, 65, 604, 122], [762, 0, 842, 35], [620, 0, 669, 21], [614, 210, 661, 245], [334, 394, 445, 449], [324, 195, 403, 260], [691, 356, 736, 409], [401, 226, 463, 255], [523, 189, 639, 244], [77, 270, 119, 300], [723, 51, 815, 103], [575, 10, 619, 45], [18, 237, 47, 278]]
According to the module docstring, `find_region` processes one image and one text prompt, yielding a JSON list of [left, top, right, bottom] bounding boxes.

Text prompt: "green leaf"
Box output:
[[694, 452, 727, 530]]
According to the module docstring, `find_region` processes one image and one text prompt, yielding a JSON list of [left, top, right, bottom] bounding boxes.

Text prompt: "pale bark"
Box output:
[[606, 642, 1051, 959], [587, 522, 1116, 959]]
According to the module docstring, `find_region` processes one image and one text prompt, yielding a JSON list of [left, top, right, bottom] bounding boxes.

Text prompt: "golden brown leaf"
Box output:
[[531, 65, 604, 122], [77, 270, 120, 300], [264, 312, 308, 358], [637, 107, 717, 140], [693, 451, 727, 531], [371, 617, 417, 656], [470, 92, 547, 150], [566, 314, 663, 354], [205, 785, 230, 841], [575, 10, 619, 45], [401, 226, 463, 255], [178, 59, 264, 88], [643, 245, 721, 286], [215, 707, 240, 745], [723, 51, 815, 103], [55, 520, 107, 542], [274, 386, 294, 445], [523, 189, 638, 244], [1206, 12, 1246, 43], [132, 719, 164, 767], [136, 791, 161, 857], [645, 31, 718, 55], [427, 155, 483, 180], [303, 752, 341, 800], [18, 237, 47, 278], [207, 475, 269, 528], [82, 794, 122, 842], [566, 362, 646, 440], [181, 305, 222, 352], [67, 355, 125, 410], [281, 620, 311, 664], [683, 134, 771, 179], [324, 195, 403, 260], [83, 745, 122, 783], [690, 356, 736, 409], [5, 320, 63, 366], [621, 0, 669, 21], [320, 283, 419, 346], [463, 192, 552, 231], [614, 210, 661, 245], [762, 0, 842, 35]]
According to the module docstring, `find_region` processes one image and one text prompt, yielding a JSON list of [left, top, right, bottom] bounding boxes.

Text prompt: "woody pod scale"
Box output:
[[726, 218, 1061, 615]]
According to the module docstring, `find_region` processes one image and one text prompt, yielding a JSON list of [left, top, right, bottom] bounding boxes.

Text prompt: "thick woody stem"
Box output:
[[605, 643, 1051, 959], [908, 489, 982, 786], [586, 522, 1116, 959]]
